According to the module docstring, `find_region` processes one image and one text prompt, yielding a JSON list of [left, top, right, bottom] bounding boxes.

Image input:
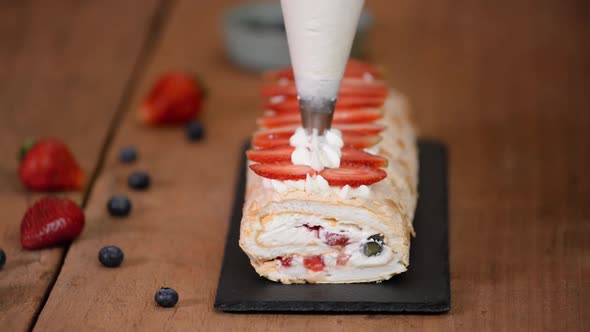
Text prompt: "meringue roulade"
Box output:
[[240, 60, 418, 284]]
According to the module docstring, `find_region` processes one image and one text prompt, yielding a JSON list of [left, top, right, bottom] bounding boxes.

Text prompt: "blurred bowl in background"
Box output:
[[222, 2, 373, 72]]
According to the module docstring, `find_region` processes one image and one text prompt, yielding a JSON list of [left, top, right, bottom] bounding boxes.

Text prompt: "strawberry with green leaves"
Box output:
[[18, 138, 85, 191]]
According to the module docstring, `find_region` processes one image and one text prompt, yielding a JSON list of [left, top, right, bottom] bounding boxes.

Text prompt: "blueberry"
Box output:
[[98, 246, 124, 267], [363, 242, 383, 257], [128, 171, 151, 190], [185, 121, 204, 141], [107, 195, 132, 217], [363, 234, 385, 256], [119, 146, 138, 163], [155, 287, 179, 308], [0, 248, 6, 269]]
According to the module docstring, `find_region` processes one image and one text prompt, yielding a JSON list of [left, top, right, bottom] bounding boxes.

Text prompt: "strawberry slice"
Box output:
[[336, 253, 351, 266], [19, 138, 85, 191], [251, 161, 387, 186], [265, 95, 385, 112], [249, 163, 316, 181], [139, 71, 204, 125], [247, 146, 387, 167], [303, 255, 325, 272], [257, 108, 383, 128], [252, 123, 385, 144], [324, 232, 349, 246], [20, 196, 85, 250], [265, 59, 381, 81], [319, 163, 387, 187], [261, 78, 388, 98], [341, 148, 387, 167], [253, 133, 381, 150], [279, 256, 293, 267]]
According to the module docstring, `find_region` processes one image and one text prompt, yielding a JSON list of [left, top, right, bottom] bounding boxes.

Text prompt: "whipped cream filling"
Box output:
[[256, 213, 394, 260], [262, 175, 371, 199], [271, 251, 406, 283], [290, 127, 343, 171], [251, 213, 403, 282]]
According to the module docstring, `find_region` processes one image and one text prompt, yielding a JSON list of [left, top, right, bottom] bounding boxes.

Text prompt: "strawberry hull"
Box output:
[[247, 146, 388, 168], [250, 163, 315, 181]]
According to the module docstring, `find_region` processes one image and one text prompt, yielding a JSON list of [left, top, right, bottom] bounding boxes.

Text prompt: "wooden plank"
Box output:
[[36, 0, 589, 331], [0, 1, 161, 331]]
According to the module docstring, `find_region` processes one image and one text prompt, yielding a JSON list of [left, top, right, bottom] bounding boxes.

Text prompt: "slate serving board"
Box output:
[[215, 140, 450, 313]]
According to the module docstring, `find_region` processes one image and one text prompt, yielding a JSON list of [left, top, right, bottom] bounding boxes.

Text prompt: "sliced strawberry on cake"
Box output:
[[319, 163, 387, 187], [249, 163, 386, 187], [253, 123, 385, 143], [247, 146, 387, 168], [249, 163, 316, 181], [257, 108, 383, 128]]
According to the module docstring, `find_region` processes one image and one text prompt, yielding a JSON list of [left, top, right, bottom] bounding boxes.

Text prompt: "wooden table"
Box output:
[[1, 0, 588, 331]]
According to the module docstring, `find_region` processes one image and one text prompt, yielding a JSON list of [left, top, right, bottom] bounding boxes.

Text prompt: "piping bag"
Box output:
[[280, 0, 365, 135]]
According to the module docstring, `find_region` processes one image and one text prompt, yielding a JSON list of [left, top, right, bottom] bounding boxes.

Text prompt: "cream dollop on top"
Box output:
[[289, 127, 343, 171]]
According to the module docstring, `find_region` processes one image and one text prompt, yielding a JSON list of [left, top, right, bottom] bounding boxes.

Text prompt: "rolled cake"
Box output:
[[240, 60, 418, 284]]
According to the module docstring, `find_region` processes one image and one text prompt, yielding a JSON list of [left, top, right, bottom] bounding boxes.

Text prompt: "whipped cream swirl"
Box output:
[[289, 127, 343, 171]]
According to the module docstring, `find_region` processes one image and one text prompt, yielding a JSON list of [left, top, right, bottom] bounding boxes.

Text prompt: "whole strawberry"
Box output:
[[140, 71, 205, 125], [18, 138, 85, 191], [21, 196, 85, 250]]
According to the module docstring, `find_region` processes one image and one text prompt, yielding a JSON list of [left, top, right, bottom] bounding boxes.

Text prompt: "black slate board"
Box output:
[[214, 140, 450, 313]]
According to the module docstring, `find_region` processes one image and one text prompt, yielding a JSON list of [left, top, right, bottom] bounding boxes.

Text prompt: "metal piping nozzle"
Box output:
[[299, 97, 336, 135]]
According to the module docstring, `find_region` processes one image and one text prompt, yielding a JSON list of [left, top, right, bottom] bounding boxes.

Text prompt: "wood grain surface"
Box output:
[[0, 1, 161, 331], [1, 0, 589, 331]]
